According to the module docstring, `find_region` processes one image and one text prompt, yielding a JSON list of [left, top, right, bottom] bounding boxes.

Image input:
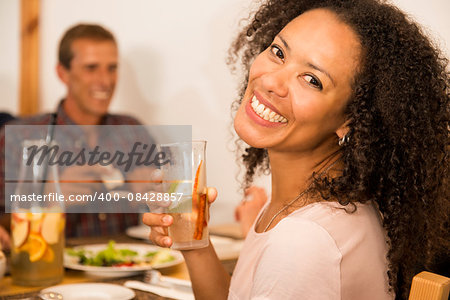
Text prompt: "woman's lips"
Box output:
[[250, 95, 287, 123], [245, 95, 287, 127]]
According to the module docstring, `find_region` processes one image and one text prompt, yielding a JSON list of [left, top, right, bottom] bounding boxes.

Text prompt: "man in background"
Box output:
[[0, 24, 149, 248]]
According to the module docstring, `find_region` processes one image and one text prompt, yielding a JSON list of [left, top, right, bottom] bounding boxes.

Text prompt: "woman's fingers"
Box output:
[[142, 187, 217, 247], [142, 213, 173, 227], [142, 213, 173, 247], [150, 225, 173, 247]]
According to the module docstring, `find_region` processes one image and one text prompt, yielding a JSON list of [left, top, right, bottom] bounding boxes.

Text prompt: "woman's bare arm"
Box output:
[[142, 187, 230, 299]]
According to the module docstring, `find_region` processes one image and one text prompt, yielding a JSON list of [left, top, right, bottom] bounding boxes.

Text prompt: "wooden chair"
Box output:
[[409, 271, 450, 300]]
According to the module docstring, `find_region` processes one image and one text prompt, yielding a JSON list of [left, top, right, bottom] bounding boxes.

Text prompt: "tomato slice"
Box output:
[[113, 262, 135, 267]]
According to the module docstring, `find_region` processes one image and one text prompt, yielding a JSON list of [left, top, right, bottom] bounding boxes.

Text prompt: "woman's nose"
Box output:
[[260, 67, 290, 98]]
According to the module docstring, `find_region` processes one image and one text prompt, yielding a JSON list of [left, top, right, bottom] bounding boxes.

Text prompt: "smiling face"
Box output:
[[57, 38, 118, 125], [234, 8, 361, 153]]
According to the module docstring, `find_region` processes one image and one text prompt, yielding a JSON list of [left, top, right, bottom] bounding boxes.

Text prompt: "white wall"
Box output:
[[1, 0, 449, 224], [0, 0, 19, 115], [394, 0, 450, 55], [37, 0, 254, 224]]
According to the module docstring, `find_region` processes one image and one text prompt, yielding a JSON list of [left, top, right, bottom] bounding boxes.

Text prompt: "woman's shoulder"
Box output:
[[265, 211, 343, 261], [287, 201, 388, 255], [257, 200, 387, 258], [289, 200, 382, 230], [269, 201, 391, 299]]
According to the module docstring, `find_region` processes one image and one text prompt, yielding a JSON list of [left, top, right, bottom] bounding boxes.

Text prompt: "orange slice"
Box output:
[[24, 233, 47, 262], [42, 247, 55, 263]]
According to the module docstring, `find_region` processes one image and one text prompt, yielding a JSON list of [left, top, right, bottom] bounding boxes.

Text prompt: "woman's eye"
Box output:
[[302, 74, 323, 90], [270, 45, 284, 60]]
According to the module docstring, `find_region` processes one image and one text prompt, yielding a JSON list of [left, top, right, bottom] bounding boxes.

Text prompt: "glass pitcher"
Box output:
[[10, 140, 65, 286]]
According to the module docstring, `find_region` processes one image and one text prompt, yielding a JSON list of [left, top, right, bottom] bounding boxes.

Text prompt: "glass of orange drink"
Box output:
[[160, 141, 209, 250]]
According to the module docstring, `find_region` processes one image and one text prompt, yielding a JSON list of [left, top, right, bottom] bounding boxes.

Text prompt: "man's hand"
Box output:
[[0, 225, 11, 251], [235, 186, 268, 237]]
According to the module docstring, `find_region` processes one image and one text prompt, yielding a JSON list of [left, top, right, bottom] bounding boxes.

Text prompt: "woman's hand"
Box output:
[[142, 187, 218, 247]]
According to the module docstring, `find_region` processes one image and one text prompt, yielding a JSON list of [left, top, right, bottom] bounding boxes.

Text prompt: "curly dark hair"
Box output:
[[228, 0, 449, 298]]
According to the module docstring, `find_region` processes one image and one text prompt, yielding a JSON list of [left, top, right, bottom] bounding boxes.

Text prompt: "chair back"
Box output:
[[409, 271, 450, 300]]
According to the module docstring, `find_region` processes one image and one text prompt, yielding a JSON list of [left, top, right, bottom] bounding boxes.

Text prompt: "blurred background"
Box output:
[[0, 0, 449, 225]]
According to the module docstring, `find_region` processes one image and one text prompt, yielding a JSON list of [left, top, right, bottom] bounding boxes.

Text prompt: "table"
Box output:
[[0, 234, 238, 299]]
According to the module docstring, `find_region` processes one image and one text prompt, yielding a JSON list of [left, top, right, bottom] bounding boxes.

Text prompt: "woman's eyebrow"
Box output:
[[277, 34, 290, 52], [307, 62, 336, 86]]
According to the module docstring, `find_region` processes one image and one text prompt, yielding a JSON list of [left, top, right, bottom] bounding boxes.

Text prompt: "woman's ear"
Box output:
[[336, 119, 350, 139]]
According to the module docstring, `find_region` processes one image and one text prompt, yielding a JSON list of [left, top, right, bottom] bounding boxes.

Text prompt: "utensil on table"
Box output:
[[144, 269, 192, 292], [39, 291, 63, 299]]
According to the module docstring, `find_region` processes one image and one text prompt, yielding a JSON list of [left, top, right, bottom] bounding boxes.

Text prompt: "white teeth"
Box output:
[[256, 104, 265, 114], [250, 95, 287, 123], [92, 91, 110, 100]]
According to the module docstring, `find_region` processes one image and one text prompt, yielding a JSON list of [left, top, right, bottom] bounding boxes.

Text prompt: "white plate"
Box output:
[[209, 235, 244, 260], [64, 243, 183, 277], [126, 225, 243, 260], [41, 283, 135, 300], [126, 224, 150, 240]]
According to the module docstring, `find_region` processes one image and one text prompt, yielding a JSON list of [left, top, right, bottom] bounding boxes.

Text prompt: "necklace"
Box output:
[[256, 158, 340, 232], [256, 183, 312, 232]]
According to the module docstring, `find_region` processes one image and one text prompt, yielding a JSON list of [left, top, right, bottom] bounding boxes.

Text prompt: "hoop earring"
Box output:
[[338, 134, 349, 146]]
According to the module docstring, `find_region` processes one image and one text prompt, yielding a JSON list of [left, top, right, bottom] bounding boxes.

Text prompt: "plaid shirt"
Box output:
[[1, 101, 145, 237]]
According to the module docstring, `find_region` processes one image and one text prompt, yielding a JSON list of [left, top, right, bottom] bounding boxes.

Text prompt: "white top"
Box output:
[[228, 201, 394, 300]]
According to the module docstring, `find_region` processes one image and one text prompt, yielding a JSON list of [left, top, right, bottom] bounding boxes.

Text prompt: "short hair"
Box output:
[[58, 24, 116, 69]]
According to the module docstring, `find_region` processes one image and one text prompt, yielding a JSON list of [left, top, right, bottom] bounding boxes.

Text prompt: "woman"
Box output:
[[144, 0, 449, 299]]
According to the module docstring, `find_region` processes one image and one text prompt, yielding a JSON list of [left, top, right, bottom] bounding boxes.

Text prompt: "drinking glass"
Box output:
[[160, 141, 209, 250]]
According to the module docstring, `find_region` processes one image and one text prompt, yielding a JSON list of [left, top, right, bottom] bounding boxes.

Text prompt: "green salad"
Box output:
[[66, 240, 175, 267]]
